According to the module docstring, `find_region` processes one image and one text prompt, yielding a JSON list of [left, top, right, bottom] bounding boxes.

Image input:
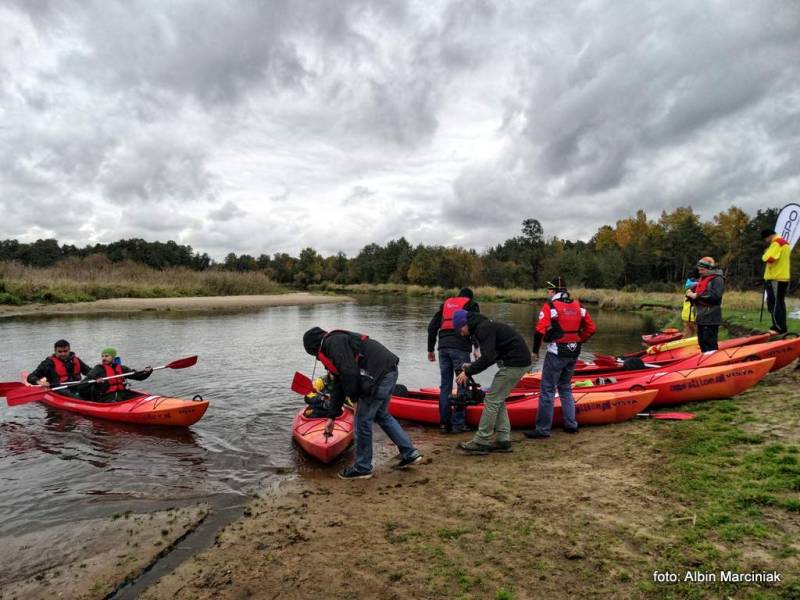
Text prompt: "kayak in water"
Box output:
[[292, 405, 354, 463]]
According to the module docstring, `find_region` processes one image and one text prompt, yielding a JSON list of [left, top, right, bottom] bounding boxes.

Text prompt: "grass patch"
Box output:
[[0, 256, 285, 304]]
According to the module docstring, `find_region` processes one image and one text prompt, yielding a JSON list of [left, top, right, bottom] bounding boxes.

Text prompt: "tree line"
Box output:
[[1, 206, 794, 291]]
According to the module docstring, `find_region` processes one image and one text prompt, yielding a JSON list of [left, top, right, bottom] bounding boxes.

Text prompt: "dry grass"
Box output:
[[0, 256, 284, 304]]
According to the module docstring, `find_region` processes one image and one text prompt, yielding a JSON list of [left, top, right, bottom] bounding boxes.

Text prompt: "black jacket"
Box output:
[[81, 363, 152, 400], [27, 353, 91, 387], [692, 270, 725, 325], [304, 328, 399, 417], [427, 299, 480, 353], [463, 314, 531, 376]]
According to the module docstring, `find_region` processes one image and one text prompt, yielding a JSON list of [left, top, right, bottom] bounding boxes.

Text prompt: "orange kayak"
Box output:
[[389, 388, 656, 428], [567, 358, 775, 406], [640, 333, 771, 365], [39, 389, 209, 426], [292, 406, 354, 463], [642, 329, 682, 346]]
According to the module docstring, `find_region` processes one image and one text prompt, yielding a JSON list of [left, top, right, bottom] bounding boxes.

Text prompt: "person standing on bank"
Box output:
[[681, 267, 699, 338], [524, 278, 596, 439], [427, 287, 480, 434], [303, 327, 423, 480], [685, 257, 725, 352], [453, 310, 532, 454], [761, 228, 792, 334]]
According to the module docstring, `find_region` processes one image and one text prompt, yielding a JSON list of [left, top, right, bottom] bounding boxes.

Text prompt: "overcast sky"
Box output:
[[1, 1, 798, 259]]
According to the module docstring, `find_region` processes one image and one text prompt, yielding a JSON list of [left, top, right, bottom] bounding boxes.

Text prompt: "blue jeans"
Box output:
[[438, 348, 470, 430], [536, 352, 578, 435], [353, 368, 418, 473]]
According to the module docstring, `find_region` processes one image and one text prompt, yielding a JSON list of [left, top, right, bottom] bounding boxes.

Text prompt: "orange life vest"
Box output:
[[51, 355, 82, 383], [441, 297, 470, 330], [102, 363, 125, 393]]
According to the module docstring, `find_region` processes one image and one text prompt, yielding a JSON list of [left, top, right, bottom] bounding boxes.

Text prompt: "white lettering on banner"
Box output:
[[774, 203, 800, 250]]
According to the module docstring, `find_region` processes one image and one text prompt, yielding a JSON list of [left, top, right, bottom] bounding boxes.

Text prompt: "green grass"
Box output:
[[645, 398, 800, 598]]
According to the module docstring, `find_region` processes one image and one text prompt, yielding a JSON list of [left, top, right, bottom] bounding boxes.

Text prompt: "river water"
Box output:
[[0, 295, 651, 540]]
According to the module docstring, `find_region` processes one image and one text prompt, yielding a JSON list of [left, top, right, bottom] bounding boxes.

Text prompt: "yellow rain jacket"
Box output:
[[762, 237, 791, 281]]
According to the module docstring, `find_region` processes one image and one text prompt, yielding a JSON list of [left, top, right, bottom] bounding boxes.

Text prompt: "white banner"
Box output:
[[774, 203, 800, 250]]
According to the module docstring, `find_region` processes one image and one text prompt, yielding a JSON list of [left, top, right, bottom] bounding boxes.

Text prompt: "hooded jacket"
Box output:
[[303, 327, 399, 417], [462, 313, 531, 376], [691, 268, 725, 325]]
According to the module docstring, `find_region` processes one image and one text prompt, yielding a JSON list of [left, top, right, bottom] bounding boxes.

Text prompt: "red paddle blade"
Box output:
[[6, 386, 47, 407], [637, 412, 695, 420], [166, 356, 198, 369], [291, 371, 315, 396], [0, 382, 25, 397]]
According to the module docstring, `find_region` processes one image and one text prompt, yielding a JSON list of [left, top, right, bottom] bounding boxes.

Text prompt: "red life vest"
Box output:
[[693, 274, 722, 306], [441, 297, 470, 330], [102, 363, 125, 393], [318, 330, 369, 375], [547, 298, 585, 344], [51, 354, 82, 383]]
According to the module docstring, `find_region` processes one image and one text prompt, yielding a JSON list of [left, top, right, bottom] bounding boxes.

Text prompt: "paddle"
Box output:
[[291, 371, 315, 396], [636, 412, 695, 420], [6, 355, 198, 407], [0, 382, 25, 397]]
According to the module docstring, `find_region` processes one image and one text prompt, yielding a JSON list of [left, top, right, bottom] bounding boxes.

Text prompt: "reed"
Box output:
[[0, 256, 284, 304]]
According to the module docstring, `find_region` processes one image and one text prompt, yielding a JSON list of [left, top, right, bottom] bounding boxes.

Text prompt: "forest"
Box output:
[[1, 206, 795, 293]]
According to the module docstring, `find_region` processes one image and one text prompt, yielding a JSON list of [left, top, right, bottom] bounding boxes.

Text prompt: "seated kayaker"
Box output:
[[81, 348, 153, 403], [304, 376, 333, 418], [27, 339, 91, 397]]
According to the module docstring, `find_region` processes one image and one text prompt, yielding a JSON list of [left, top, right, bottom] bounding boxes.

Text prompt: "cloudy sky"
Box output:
[[1, 1, 798, 259]]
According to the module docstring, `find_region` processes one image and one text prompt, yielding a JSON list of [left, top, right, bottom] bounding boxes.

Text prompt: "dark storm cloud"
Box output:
[[2, 0, 799, 256]]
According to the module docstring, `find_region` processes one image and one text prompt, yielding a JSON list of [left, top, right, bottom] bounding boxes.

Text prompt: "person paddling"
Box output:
[[80, 348, 153, 403], [427, 287, 480, 434], [27, 339, 91, 397], [524, 278, 596, 439], [303, 327, 422, 479]]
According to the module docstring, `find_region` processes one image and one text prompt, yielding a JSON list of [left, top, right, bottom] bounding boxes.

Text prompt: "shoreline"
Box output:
[[0, 292, 353, 319]]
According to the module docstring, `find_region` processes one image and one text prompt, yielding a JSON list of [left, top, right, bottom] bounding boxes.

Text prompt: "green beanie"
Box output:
[[101, 347, 117, 358]]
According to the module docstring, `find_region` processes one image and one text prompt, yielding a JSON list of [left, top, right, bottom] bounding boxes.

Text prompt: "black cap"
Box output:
[[54, 339, 70, 349], [303, 327, 327, 356], [458, 287, 474, 299], [761, 228, 776, 239]]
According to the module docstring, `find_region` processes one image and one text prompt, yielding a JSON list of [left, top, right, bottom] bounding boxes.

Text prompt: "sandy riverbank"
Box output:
[[135, 367, 800, 600], [0, 293, 352, 319]]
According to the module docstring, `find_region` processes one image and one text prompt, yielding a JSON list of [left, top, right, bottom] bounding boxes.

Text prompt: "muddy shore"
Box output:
[[0, 293, 352, 319], [134, 368, 799, 600]]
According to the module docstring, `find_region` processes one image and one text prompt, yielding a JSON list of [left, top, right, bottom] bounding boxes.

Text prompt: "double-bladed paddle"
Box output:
[[291, 371, 315, 396], [5, 355, 198, 407], [636, 412, 695, 420], [0, 382, 25, 397]]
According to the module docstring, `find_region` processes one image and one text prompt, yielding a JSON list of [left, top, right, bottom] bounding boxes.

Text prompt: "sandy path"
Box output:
[[0, 293, 352, 318]]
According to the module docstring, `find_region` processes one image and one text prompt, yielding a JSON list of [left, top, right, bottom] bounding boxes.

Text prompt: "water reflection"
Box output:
[[0, 295, 648, 537]]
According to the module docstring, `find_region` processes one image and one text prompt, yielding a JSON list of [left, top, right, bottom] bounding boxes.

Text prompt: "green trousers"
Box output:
[[473, 365, 529, 444]]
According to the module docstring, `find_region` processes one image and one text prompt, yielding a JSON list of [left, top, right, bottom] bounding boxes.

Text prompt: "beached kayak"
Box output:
[[389, 388, 656, 428], [565, 358, 774, 406], [519, 337, 800, 390], [292, 406, 354, 463], [38, 389, 209, 426], [642, 329, 683, 346]]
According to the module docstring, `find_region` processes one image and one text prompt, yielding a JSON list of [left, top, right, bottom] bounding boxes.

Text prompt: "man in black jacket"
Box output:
[[80, 347, 153, 402], [427, 287, 480, 433], [303, 327, 422, 480], [27, 339, 91, 397], [453, 310, 531, 454]]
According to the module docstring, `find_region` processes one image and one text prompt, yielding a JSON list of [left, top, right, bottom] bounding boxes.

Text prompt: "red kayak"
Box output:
[[642, 328, 682, 346], [565, 358, 775, 406], [292, 406, 354, 463], [389, 388, 657, 428], [37, 389, 209, 426], [519, 337, 800, 390]]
